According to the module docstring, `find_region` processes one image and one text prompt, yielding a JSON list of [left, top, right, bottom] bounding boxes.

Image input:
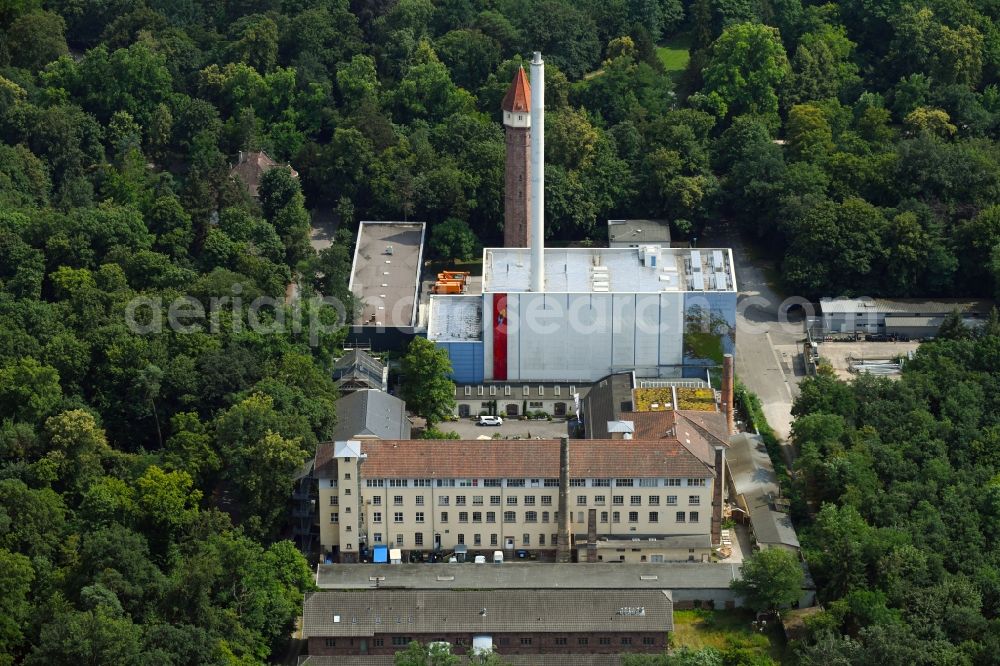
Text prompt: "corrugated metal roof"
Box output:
[[820, 298, 993, 315], [302, 589, 673, 637]]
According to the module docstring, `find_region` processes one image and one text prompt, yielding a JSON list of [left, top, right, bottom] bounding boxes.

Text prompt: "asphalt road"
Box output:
[[705, 227, 806, 454]]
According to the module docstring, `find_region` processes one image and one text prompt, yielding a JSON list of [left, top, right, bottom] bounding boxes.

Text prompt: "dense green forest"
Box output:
[[788, 316, 1000, 664], [2, 0, 1000, 663]]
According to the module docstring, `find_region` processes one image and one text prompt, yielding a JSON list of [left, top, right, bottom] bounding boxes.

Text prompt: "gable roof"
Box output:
[[229, 150, 298, 197], [332, 350, 386, 391], [340, 438, 713, 479], [501, 65, 531, 112], [331, 390, 411, 441]]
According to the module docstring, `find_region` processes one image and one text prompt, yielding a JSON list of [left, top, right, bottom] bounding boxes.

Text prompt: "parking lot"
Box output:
[[443, 418, 572, 440]]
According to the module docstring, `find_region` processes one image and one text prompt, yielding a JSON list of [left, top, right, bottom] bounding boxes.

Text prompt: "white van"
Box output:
[[477, 415, 503, 426]]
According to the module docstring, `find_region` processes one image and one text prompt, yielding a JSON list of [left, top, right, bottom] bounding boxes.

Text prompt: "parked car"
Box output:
[[477, 415, 503, 426]]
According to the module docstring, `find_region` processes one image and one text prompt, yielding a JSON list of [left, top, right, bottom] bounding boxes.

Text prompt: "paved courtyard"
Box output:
[[442, 418, 572, 440]]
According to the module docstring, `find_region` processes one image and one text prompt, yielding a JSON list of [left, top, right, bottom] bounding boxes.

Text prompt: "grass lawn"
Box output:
[[672, 609, 786, 661], [656, 32, 692, 80]]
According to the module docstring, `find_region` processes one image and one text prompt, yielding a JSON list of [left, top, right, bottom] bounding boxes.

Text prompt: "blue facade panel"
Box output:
[[437, 342, 485, 384]]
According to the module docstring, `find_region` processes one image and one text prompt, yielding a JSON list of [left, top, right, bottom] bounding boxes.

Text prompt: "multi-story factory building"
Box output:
[[315, 437, 724, 564]]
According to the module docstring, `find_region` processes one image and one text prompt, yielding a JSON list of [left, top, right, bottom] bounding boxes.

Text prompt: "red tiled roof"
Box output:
[[315, 439, 713, 479], [501, 66, 531, 112], [622, 411, 676, 440]]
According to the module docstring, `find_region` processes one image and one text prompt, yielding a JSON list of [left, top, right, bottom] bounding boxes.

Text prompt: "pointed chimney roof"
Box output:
[[501, 65, 531, 113]]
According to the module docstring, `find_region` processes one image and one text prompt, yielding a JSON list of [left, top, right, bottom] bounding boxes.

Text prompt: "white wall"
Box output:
[[499, 293, 684, 382]]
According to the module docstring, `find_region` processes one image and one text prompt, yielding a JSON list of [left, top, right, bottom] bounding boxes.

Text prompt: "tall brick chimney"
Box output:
[[721, 354, 735, 435], [556, 436, 572, 563], [586, 508, 598, 563], [501, 66, 531, 248]]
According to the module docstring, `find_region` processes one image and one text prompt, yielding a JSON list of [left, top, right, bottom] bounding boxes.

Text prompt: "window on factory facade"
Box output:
[[615, 478, 634, 487], [371, 496, 380, 505], [594, 495, 605, 505], [504, 511, 516, 523], [544, 478, 560, 487], [639, 478, 658, 487], [441, 512, 448, 522], [649, 496, 660, 505], [507, 479, 526, 488], [473, 495, 483, 505], [373, 533, 382, 543], [666, 478, 682, 486], [676, 512, 686, 523], [491, 534, 498, 546], [393, 496, 403, 505], [689, 511, 699, 522], [570, 479, 586, 487], [507, 496, 517, 505], [667, 496, 677, 505], [525, 511, 537, 522], [456, 495, 466, 505], [439, 496, 449, 506], [415, 512, 424, 523], [459, 512, 468, 523], [688, 478, 707, 487], [541, 496, 553, 505], [474, 534, 482, 545], [484, 479, 502, 487], [415, 496, 424, 506], [689, 495, 700, 505], [524, 496, 535, 505], [612, 512, 621, 523], [601, 511, 609, 523], [629, 511, 639, 522], [542, 511, 550, 522], [631, 495, 641, 506], [457, 534, 465, 544], [577, 496, 586, 506], [487, 511, 496, 523], [522, 534, 530, 545], [394, 512, 403, 523], [389, 479, 407, 488], [649, 512, 659, 522], [372, 512, 382, 523], [613, 496, 624, 506], [330, 513, 338, 523], [473, 512, 482, 522], [396, 534, 404, 545], [329, 496, 338, 506], [539, 534, 546, 545], [414, 533, 423, 546], [593, 478, 610, 487]]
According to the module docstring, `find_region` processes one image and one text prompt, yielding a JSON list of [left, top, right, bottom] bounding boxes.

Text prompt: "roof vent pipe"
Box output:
[[529, 52, 545, 292]]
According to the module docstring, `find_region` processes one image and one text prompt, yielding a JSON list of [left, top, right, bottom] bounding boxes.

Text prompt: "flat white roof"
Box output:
[[819, 297, 993, 315], [427, 295, 483, 342], [482, 247, 736, 294], [348, 221, 426, 327]]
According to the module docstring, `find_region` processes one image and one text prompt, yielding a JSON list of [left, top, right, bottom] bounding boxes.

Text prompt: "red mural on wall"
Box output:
[[493, 293, 507, 380]]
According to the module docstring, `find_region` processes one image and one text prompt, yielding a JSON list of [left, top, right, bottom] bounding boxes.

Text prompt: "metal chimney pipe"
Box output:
[[556, 436, 571, 563], [529, 52, 545, 292]]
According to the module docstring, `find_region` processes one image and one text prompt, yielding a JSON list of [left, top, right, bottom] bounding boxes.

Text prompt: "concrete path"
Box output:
[[703, 226, 807, 463]]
